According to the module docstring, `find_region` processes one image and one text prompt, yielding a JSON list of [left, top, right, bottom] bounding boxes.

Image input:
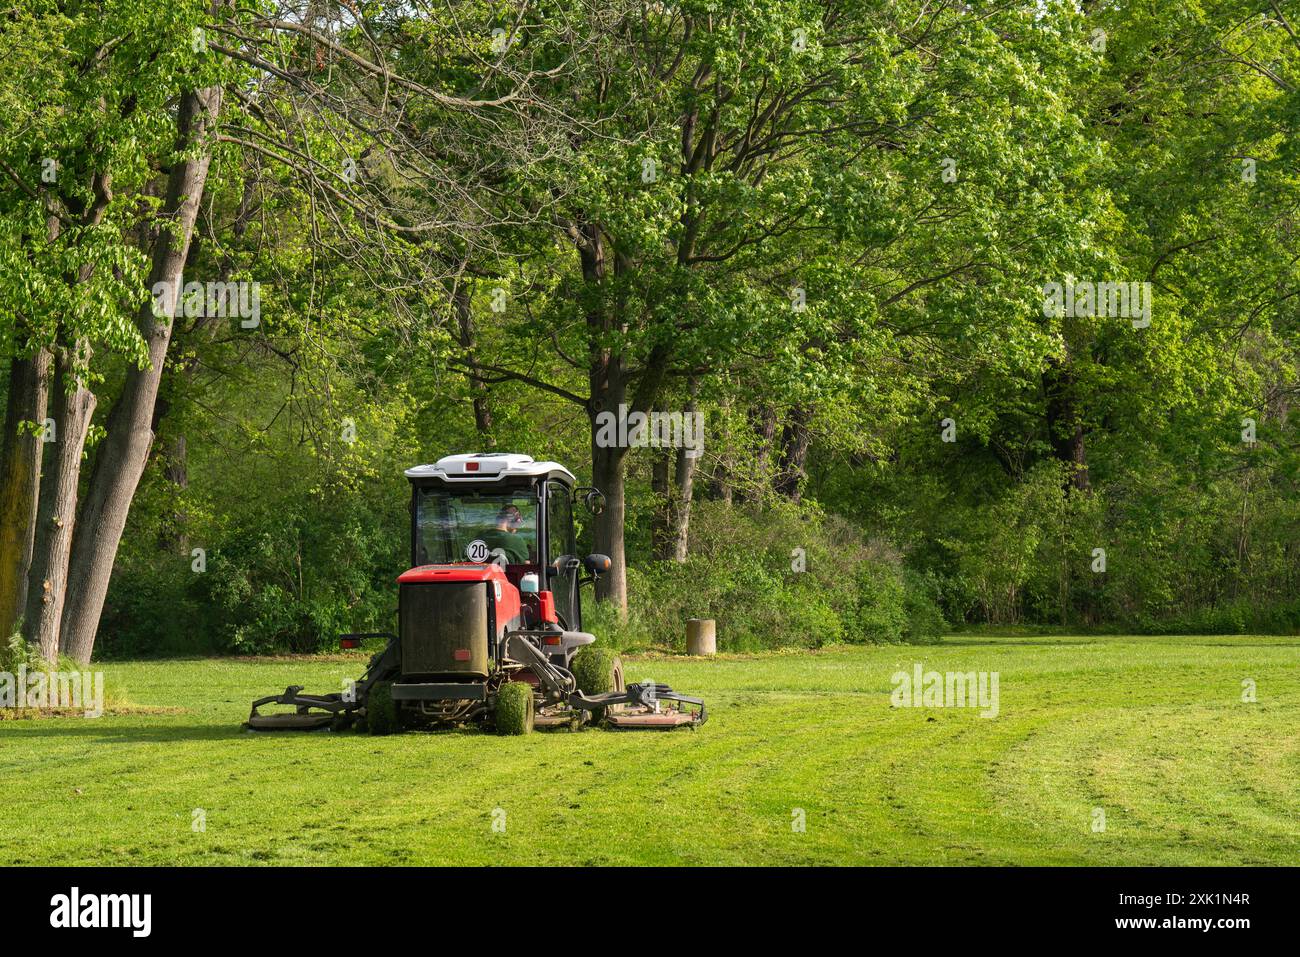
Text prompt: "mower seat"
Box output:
[[511, 629, 596, 666], [560, 630, 596, 651]]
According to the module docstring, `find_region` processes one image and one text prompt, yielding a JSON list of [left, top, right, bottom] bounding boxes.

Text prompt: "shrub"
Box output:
[[598, 500, 940, 650], [191, 495, 403, 654], [580, 598, 654, 652], [0, 629, 47, 672], [852, 546, 908, 643], [902, 569, 949, 643]]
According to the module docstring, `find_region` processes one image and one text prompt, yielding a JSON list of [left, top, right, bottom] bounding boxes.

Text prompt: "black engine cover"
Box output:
[[399, 581, 491, 678]]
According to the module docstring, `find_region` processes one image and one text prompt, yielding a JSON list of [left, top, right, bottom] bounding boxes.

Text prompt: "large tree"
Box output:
[[431, 1, 1101, 611]]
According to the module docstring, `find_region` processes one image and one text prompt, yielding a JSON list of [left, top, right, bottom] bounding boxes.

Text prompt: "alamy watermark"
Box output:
[[152, 276, 261, 328], [593, 403, 703, 457], [1, 667, 104, 718], [1042, 280, 1151, 329], [50, 887, 150, 937], [890, 664, 999, 718]]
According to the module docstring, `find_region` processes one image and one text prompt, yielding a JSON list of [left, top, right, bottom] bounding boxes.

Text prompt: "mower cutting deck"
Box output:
[[606, 709, 702, 729], [245, 453, 707, 735]]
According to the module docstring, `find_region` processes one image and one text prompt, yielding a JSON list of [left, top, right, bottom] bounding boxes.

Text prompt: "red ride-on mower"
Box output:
[[246, 453, 706, 734]]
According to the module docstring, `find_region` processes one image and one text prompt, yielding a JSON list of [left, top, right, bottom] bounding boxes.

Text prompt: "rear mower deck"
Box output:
[[605, 706, 701, 729], [246, 712, 338, 731], [528, 699, 705, 730]]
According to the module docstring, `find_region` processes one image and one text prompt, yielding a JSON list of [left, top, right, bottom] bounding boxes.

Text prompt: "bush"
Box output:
[[902, 569, 949, 643], [102, 407, 412, 657], [98, 559, 206, 659], [190, 493, 404, 654], [580, 599, 655, 652], [597, 500, 942, 650], [851, 545, 909, 643], [0, 629, 48, 672], [618, 503, 852, 651]]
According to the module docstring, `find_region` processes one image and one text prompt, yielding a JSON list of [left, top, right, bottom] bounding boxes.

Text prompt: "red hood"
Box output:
[[397, 564, 510, 584]]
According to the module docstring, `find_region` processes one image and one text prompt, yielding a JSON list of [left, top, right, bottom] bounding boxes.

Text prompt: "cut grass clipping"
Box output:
[[496, 681, 534, 735]]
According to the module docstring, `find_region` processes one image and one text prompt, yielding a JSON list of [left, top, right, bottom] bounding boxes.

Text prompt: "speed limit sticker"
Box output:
[[466, 539, 490, 563]]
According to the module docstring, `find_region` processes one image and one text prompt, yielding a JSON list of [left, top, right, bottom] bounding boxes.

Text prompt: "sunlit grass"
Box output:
[[2, 634, 1296, 865]]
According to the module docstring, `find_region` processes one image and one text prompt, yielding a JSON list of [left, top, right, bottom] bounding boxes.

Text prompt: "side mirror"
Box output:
[[583, 489, 606, 515], [548, 555, 581, 578], [582, 554, 612, 578]]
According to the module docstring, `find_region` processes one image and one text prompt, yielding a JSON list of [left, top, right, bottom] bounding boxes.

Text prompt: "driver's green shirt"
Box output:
[[481, 528, 529, 564]]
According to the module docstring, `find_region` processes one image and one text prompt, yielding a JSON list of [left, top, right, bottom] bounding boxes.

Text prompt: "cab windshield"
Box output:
[[415, 487, 537, 567]]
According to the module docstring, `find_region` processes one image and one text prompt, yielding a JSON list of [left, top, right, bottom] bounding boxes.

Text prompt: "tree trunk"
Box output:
[[453, 281, 494, 442], [590, 435, 629, 615], [650, 441, 671, 560], [23, 346, 95, 661], [709, 451, 733, 505], [0, 347, 51, 638], [1042, 356, 1090, 493], [774, 405, 812, 502], [59, 84, 223, 665], [651, 432, 699, 562], [749, 403, 778, 501], [669, 443, 697, 562], [575, 219, 632, 615], [161, 432, 189, 553], [573, 217, 676, 614], [666, 381, 700, 561]]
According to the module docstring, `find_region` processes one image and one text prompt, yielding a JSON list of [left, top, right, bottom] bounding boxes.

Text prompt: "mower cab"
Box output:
[[246, 453, 706, 733]]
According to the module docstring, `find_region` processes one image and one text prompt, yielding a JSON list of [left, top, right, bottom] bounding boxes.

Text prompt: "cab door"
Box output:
[[547, 481, 580, 629]]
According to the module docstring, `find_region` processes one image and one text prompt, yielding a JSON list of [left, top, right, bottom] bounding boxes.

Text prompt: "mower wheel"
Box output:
[[496, 681, 535, 735], [571, 647, 624, 723], [366, 681, 398, 735]]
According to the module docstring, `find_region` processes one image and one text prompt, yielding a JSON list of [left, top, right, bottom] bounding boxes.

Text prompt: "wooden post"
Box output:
[[686, 618, 716, 656]]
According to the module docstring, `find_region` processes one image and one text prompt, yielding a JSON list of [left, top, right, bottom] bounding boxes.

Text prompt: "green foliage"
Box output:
[[0, 0, 239, 364], [0, 628, 132, 709], [0, 629, 47, 673], [599, 501, 943, 651], [197, 502, 402, 655], [579, 600, 654, 654], [850, 443, 1300, 635], [9, 0, 1300, 664], [901, 571, 950, 645], [623, 507, 848, 651], [853, 553, 908, 645], [102, 479, 406, 656], [850, 549, 948, 645]]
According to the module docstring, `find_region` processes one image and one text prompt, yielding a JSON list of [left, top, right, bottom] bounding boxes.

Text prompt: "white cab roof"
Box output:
[[405, 453, 576, 485]]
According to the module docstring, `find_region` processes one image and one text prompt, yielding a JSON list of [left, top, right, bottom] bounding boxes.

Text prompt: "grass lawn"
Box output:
[[2, 633, 1297, 866]]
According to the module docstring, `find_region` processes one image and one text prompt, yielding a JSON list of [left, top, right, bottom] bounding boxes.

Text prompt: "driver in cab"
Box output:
[[481, 504, 531, 564]]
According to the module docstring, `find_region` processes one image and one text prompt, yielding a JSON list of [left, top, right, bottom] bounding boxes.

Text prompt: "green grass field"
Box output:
[[2, 634, 1297, 865]]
